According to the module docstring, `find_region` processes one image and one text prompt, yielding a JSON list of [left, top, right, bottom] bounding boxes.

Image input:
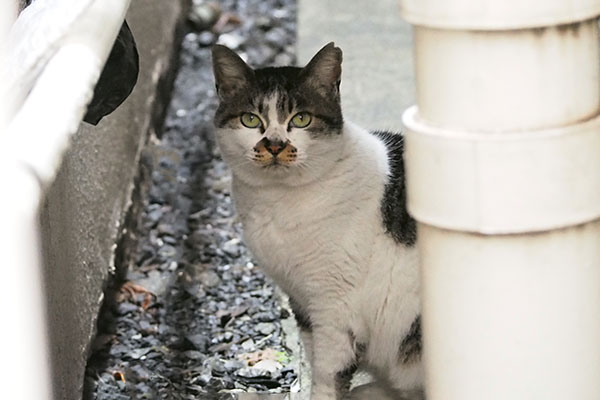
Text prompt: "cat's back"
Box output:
[[370, 130, 416, 247]]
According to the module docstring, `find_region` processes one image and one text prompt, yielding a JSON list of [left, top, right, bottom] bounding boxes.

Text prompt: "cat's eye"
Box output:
[[290, 112, 312, 128], [241, 113, 262, 128]]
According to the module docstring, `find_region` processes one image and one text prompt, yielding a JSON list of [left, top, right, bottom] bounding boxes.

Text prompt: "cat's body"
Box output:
[[212, 43, 422, 400]]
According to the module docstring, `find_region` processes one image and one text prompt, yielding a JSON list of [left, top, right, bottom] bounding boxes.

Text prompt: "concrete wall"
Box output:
[[38, 1, 185, 399]]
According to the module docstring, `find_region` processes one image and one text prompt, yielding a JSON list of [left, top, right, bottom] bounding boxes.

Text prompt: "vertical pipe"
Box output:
[[400, 1, 600, 399], [0, 4, 52, 400], [0, 2, 51, 400], [0, 1, 130, 399], [0, 170, 53, 400]]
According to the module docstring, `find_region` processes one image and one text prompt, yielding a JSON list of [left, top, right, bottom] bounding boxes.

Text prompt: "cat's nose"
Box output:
[[263, 138, 287, 156]]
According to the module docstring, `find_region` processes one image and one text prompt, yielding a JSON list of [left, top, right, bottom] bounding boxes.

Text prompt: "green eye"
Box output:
[[241, 113, 261, 128], [290, 112, 312, 128]]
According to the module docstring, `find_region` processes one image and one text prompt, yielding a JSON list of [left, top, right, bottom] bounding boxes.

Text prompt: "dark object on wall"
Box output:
[[83, 20, 139, 125]]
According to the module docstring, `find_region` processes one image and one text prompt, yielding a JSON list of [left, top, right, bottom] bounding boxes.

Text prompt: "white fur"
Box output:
[[216, 120, 422, 399]]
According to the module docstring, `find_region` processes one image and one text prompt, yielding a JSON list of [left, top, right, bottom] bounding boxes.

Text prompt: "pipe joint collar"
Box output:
[[403, 106, 600, 234], [400, 0, 600, 30]]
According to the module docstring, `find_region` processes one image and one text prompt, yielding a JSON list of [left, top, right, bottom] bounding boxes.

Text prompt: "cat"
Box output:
[[211, 42, 422, 400]]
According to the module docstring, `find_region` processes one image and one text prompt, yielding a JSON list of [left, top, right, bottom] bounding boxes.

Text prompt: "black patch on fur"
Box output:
[[371, 130, 417, 246], [335, 363, 357, 397], [398, 316, 422, 364], [289, 297, 312, 331]]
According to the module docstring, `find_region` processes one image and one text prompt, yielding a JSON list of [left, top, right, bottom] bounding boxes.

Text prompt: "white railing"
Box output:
[[401, 0, 600, 399], [0, 1, 131, 399]]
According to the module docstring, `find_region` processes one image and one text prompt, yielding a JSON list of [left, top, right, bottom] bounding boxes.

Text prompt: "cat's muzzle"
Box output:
[[253, 138, 297, 166]]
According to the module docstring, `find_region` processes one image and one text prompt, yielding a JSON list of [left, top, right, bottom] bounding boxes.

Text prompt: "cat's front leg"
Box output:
[[310, 325, 357, 400]]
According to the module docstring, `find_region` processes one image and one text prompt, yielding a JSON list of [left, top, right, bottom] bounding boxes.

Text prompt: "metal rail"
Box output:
[[0, 1, 131, 398]]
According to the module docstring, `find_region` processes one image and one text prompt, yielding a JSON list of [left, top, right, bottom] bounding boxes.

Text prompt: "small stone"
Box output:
[[184, 32, 198, 43], [254, 311, 276, 322], [256, 322, 276, 335], [223, 359, 245, 372], [199, 270, 221, 287], [130, 347, 152, 360], [158, 244, 177, 259], [217, 33, 245, 50], [197, 31, 216, 47], [185, 284, 207, 300], [146, 206, 163, 224], [109, 343, 128, 357], [272, 9, 290, 19], [274, 52, 294, 67], [264, 27, 287, 47], [190, 229, 213, 245], [222, 239, 241, 257], [134, 270, 171, 297], [184, 350, 206, 361], [236, 366, 271, 379], [188, 2, 221, 30], [116, 302, 138, 315], [186, 334, 209, 352], [139, 320, 154, 333], [211, 175, 231, 192], [253, 359, 282, 375], [255, 16, 272, 29], [241, 338, 255, 351], [206, 356, 227, 375]]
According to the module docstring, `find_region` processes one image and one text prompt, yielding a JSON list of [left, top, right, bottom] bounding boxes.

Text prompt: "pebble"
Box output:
[[253, 359, 283, 375], [188, 2, 221, 30], [85, 0, 299, 397], [186, 334, 210, 352], [134, 270, 171, 297], [197, 31, 217, 47], [274, 52, 294, 66], [217, 33, 246, 49], [184, 350, 206, 361], [241, 338, 255, 351], [222, 238, 241, 257], [199, 270, 221, 287], [236, 366, 271, 379], [256, 322, 276, 335]]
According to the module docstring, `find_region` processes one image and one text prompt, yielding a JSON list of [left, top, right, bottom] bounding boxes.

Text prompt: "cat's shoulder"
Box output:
[[369, 130, 417, 247]]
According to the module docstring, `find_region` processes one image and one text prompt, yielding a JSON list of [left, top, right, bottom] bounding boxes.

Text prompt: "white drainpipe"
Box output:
[[0, 1, 130, 399], [401, 1, 600, 399]]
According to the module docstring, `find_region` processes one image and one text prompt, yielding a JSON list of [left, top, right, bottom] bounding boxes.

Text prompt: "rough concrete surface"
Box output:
[[298, 0, 415, 131], [38, 1, 185, 399]]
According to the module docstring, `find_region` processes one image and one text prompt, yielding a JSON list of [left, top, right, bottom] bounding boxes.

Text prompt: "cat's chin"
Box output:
[[256, 159, 294, 169], [231, 162, 320, 188]]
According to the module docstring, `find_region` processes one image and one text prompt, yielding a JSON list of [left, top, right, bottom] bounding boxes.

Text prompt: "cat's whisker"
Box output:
[[224, 158, 256, 171]]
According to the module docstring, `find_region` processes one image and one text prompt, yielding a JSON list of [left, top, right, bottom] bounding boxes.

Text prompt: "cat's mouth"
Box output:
[[263, 158, 288, 168], [256, 157, 291, 169]]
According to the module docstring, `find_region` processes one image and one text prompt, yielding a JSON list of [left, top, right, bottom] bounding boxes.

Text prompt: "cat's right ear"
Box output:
[[212, 45, 255, 99], [299, 42, 343, 97]]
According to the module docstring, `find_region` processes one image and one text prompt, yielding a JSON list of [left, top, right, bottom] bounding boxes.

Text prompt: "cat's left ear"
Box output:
[[299, 42, 342, 97], [212, 45, 255, 99]]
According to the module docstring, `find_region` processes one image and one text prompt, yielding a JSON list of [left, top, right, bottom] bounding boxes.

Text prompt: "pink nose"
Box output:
[[263, 138, 286, 156]]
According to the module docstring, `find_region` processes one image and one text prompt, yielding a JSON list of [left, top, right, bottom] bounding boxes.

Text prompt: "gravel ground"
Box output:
[[83, 1, 298, 398]]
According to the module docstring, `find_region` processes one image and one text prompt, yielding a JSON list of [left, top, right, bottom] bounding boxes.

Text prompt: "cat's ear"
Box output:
[[300, 42, 343, 96], [212, 45, 255, 99]]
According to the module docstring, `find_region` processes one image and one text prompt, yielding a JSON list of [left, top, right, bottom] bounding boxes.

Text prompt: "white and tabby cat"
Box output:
[[211, 42, 422, 400]]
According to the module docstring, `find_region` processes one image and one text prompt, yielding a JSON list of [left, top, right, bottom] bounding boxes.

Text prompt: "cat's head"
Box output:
[[211, 42, 344, 187]]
